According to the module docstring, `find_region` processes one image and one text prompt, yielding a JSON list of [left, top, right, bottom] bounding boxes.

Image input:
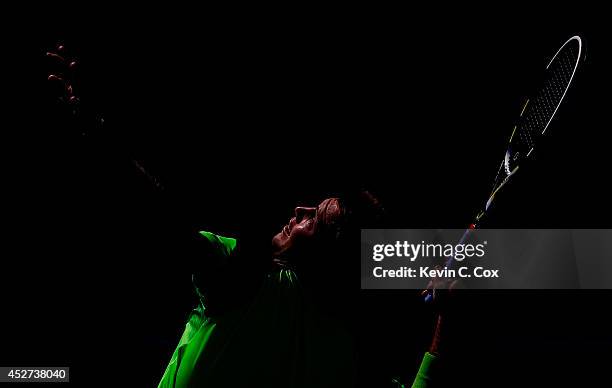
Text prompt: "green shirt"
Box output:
[[158, 231, 437, 387]]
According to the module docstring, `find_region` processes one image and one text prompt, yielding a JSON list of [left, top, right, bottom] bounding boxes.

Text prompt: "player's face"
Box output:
[[272, 198, 342, 258]]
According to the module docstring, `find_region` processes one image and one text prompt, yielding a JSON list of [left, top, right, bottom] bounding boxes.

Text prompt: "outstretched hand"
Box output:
[[46, 43, 79, 105]]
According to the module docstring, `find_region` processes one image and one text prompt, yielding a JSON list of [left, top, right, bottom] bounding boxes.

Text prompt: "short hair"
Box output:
[[300, 190, 385, 282], [318, 190, 385, 244]]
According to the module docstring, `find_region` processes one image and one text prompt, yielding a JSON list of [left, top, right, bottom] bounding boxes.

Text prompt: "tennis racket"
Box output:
[[423, 35, 584, 302]]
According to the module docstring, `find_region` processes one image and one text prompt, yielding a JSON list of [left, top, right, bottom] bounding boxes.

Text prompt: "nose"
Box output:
[[294, 206, 317, 222]]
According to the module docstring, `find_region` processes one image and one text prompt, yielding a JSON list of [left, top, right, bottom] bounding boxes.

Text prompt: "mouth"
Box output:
[[283, 224, 291, 236]]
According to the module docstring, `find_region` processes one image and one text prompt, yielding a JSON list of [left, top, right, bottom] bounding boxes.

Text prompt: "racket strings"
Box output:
[[515, 43, 579, 152]]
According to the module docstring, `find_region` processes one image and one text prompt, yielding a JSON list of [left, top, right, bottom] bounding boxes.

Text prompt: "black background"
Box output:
[[3, 5, 612, 387]]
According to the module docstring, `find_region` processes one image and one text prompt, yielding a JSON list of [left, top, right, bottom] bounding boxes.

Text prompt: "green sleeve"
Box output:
[[159, 231, 235, 387], [191, 231, 238, 312], [197, 231, 237, 257], [411, 352, 438, 388], [158, 305, 212, 388]]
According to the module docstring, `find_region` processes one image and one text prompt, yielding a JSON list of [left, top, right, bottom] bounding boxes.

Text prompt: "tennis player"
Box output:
[[158, 191, 446, 387]]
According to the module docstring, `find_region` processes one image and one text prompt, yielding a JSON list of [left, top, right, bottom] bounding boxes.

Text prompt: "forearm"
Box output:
[[428, 314, 444, 356], [409, 315, 445, 388]]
